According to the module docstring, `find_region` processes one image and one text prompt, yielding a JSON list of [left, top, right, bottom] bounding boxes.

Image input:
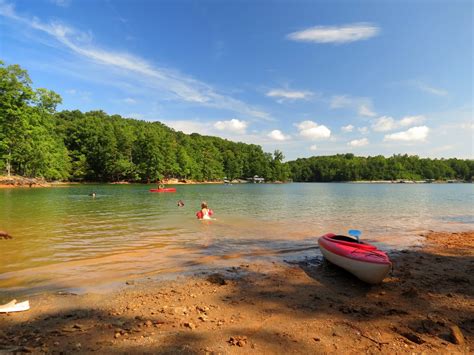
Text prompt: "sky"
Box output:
[[0, 0, 472, 160]]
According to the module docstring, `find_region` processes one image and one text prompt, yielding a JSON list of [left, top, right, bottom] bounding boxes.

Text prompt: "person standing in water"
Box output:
[[196, 201, 213, 220]]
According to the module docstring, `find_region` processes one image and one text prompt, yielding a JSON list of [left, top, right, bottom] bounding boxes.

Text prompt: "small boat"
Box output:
[[149, 187, 176, 193], [318, 231, 391, 284]]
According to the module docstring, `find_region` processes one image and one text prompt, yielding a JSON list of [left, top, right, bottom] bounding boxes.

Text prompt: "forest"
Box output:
[[1, 61, 473, 183], [0, 61, 289, 182], [288, 154, 473, 182]]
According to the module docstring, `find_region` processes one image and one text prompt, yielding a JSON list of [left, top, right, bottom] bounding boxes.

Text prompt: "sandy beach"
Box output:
[[0, 231, 472, 354]]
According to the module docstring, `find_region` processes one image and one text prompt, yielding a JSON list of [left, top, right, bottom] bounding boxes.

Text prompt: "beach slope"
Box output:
[[0, 231, 472, 353]]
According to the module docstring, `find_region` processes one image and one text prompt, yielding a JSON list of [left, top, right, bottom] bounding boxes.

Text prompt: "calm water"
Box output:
[[1, 183, 473, 296]]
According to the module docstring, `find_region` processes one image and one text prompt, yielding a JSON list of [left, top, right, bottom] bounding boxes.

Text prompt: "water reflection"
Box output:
[[0, 183, 472, 295]]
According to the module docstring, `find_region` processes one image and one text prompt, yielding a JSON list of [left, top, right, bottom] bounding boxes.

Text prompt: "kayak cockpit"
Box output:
[[331, 235, 360, 243]]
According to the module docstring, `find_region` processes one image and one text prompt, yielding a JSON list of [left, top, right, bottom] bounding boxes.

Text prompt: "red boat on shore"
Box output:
[[318, 232, 391, 284], [149, 187, 176, 193]]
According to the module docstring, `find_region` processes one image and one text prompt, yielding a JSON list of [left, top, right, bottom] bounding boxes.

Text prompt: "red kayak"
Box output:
[[318, 233, 391, 284], [149, 188, 176, 193]]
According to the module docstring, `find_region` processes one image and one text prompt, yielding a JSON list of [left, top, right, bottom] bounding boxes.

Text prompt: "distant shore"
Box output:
[[349, 180, 470, 184], [1, 175, 470, 189], [0, 176, 226, 189], [0, 176, 268, 189], [0, 230, 472, 353]]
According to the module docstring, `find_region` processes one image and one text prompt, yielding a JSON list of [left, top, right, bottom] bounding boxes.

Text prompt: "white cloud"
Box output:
[[460, 122, 474, 130], [162, 119, 285, 147], [287, 23, 380, 44], [309, 144, 318, 151], [0, 2, 270, 120], [358, 104, 376, 117], [417, 84, 448, 97], [0, 1, 14, 17], [266, 89, 313, 102], [123, 97, 137, 104], [358, 126, 369, 134], [384, 126, 429, 142], [268, 129, 290, 141], [372, 115, 425, 132], [399, 115, 425, 127], [341, 124, 354, 133], [330, 95, 352, 109], [330, 95, 376, 117], [413, 81, 448, 97], [296, 120, 331, 140], [214, 119, 248, 134], [348, 138, 369, 147], [372, 116, 396, 132]]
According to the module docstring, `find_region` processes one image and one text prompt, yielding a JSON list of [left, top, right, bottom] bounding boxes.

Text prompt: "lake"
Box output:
[[1, 183, 473, 296]]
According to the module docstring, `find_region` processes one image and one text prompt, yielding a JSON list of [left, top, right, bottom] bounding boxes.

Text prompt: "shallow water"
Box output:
[[1, 183, 473, 295]]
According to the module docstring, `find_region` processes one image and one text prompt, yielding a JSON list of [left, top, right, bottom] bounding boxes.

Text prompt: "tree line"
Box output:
[[288, 154, 474, 182], [0, 61, 472, 183], [0, 61, 290, 182]]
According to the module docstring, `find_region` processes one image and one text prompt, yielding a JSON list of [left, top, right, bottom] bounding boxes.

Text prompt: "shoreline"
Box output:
[[1, 174, 470, 189], [0, 231, 472, 353], [1, 180, 470, 189], [0, 176, 240, 189], [0, 179, 225, 189]]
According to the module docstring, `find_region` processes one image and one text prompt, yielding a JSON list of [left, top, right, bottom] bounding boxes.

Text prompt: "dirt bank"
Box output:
[[0, 176, 52, 189], [0, 176, 228, 189], [0, 231, 472, 353]]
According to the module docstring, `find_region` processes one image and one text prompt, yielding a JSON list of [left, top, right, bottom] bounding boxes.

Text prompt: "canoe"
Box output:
[[318, 233, 391, 284], [149, 188, 176, 193]]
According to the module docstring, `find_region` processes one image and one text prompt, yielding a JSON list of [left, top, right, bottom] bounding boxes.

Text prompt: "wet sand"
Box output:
[[0, 231, 472, 354]]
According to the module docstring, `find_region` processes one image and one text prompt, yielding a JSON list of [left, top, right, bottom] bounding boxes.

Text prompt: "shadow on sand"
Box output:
[[0, 244, 472, 353]]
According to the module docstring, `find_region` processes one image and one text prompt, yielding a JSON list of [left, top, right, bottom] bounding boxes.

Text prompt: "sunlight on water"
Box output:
[[1, 183, 473, 295]]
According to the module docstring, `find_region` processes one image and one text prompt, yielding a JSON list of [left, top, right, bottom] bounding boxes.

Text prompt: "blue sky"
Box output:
[[0, 0, 472, 160]]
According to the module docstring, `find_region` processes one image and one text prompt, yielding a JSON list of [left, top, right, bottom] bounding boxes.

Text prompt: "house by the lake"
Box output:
[[247, 175, 265, 183]]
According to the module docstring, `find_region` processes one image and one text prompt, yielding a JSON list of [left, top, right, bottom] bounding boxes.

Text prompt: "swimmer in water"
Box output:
[[0, 231, 12, 239], [196, 201, 213, 220]]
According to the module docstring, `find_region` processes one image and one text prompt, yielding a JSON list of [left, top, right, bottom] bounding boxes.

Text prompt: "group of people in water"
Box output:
[[179, 199, 213, 220], [89, 193, 213, 220]]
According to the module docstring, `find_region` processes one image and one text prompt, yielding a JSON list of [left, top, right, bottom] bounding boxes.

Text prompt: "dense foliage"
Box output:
[[0, 61, 290, 182], [54, 109, 290, 182], [0, 61, 472, 183], [288, 154, 474, 182], [0, 61, 70, 180]]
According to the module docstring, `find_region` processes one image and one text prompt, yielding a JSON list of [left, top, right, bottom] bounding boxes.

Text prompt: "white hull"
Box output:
[[320, 244, 390, 284]]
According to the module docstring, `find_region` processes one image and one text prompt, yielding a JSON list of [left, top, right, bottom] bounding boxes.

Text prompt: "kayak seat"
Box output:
[[332, 235, 360, 243]]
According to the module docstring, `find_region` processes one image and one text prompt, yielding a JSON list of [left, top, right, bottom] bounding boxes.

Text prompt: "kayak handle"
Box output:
[[348, 229, 361, 243]]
